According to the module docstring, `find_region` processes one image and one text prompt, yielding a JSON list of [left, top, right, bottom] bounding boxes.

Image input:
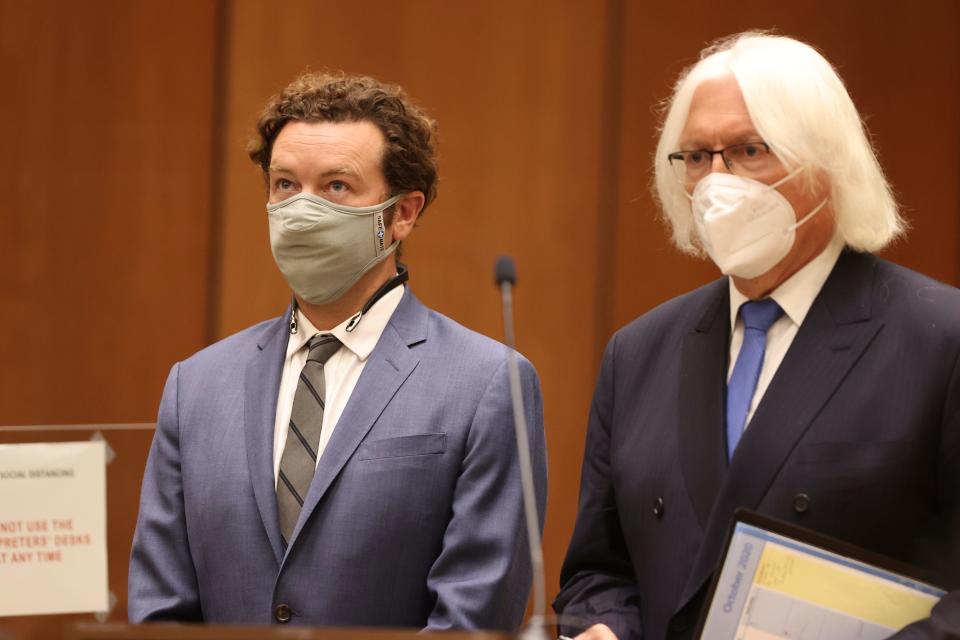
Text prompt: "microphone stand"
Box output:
[[495, 256, 549, 640]]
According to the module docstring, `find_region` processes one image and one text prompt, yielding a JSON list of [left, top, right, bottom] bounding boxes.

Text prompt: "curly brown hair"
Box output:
[[248, 71, 439, 214]]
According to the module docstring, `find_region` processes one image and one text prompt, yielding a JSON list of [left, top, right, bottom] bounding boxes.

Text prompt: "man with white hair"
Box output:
[[554, 32, 960, 640]]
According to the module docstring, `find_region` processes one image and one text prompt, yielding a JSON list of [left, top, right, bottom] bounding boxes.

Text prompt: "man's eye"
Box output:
[[687, 151, 706, 165], [276, 178, 295, 191], [329, 181, 349, 193]]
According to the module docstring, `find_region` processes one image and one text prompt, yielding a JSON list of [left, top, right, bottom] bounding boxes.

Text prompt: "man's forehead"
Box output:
[[270, 120, 385, 173], [274, 120, 384, 153], [269, 163, 360, 177], [680, 75, 760, 145], [679, 122, 760, 147]]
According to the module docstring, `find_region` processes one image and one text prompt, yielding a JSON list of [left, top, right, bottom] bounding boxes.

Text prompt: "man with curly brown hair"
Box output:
[[129, 72, 546, 631]]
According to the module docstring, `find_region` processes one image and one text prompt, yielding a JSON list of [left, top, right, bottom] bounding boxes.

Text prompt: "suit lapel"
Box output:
[[677, 250, 883, 610], [677, 280, 730, 531], [284, 290, 427, 551], [243, 310, 292, 564]]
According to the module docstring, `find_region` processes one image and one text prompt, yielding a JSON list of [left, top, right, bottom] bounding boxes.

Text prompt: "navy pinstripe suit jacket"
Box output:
[[555, 250, 960, 639]]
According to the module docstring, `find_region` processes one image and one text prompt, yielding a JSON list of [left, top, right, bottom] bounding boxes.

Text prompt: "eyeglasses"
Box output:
[[667, 142, 775, 184]]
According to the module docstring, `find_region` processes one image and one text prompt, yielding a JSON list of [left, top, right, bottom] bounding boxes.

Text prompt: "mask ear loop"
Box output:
[[786, 197, 829, 232], [685, 164, 816, 215], [772, 166, 829, 232], [682, 165, 804, 204], [766, 165, 804, 190]]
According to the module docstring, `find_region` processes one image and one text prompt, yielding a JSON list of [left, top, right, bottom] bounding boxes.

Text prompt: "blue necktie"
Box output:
[[726, 299, 783, 460]]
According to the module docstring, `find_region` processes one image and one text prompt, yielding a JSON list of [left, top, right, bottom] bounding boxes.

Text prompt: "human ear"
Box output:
[[389, 191, 425, 242]]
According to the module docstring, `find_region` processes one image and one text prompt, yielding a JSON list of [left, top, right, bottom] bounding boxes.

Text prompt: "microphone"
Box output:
[[495, 255, 517, 287], [494, 256, 548, 640]]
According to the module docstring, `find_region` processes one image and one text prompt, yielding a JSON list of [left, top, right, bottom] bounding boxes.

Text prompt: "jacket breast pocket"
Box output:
[[795, 438, 921, 466], [356, 433, 447, 461], [791, 438, 925, 492]]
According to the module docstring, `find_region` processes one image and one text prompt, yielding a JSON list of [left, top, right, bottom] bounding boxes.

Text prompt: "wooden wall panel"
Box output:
[[0, 1, 219, 637], [216, 0, 613, 609], [610, 0, 960, 333], [0, 0, 220, 426]]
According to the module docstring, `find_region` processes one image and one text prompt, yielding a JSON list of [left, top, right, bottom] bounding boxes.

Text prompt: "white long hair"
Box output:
[[653, 32, 904, 254]]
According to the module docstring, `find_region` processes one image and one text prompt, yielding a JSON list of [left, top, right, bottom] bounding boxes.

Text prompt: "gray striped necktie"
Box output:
[[277, 333, 341, 543]]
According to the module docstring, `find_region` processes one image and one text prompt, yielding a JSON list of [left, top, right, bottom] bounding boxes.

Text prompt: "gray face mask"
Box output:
[[267, 192, 402, 305]]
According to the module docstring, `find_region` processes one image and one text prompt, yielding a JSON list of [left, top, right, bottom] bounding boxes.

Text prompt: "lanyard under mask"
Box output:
[[289, 263, 410, 335]]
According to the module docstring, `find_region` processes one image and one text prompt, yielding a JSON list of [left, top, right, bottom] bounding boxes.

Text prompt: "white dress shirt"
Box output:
[[272, 284, 405, 485], [727, 235, 845, 428]]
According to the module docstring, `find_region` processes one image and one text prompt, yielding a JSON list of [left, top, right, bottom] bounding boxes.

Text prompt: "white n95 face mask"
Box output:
[[267, 192, 403, 305], [690, 171, 827, 279]]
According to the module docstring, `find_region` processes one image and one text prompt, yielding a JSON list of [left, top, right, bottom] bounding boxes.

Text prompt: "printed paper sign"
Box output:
[[0, 441, 107, 616]]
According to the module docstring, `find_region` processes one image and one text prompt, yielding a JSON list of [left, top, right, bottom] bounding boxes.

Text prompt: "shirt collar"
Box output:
[[285, 284, 406, 361], [729, 234, 845, 329]]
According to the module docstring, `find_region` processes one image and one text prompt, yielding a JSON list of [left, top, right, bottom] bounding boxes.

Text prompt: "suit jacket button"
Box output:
[[793, 493, 810, 514], [653, 497, 665, 518], [274, 603, 292, 623]]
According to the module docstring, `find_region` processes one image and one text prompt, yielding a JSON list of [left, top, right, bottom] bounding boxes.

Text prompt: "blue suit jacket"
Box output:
[[129, 289, 547, 630], [555, 251, 960, 639]]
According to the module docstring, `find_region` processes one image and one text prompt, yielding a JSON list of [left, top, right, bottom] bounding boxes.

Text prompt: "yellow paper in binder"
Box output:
[[698, 512, 945, 640]]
